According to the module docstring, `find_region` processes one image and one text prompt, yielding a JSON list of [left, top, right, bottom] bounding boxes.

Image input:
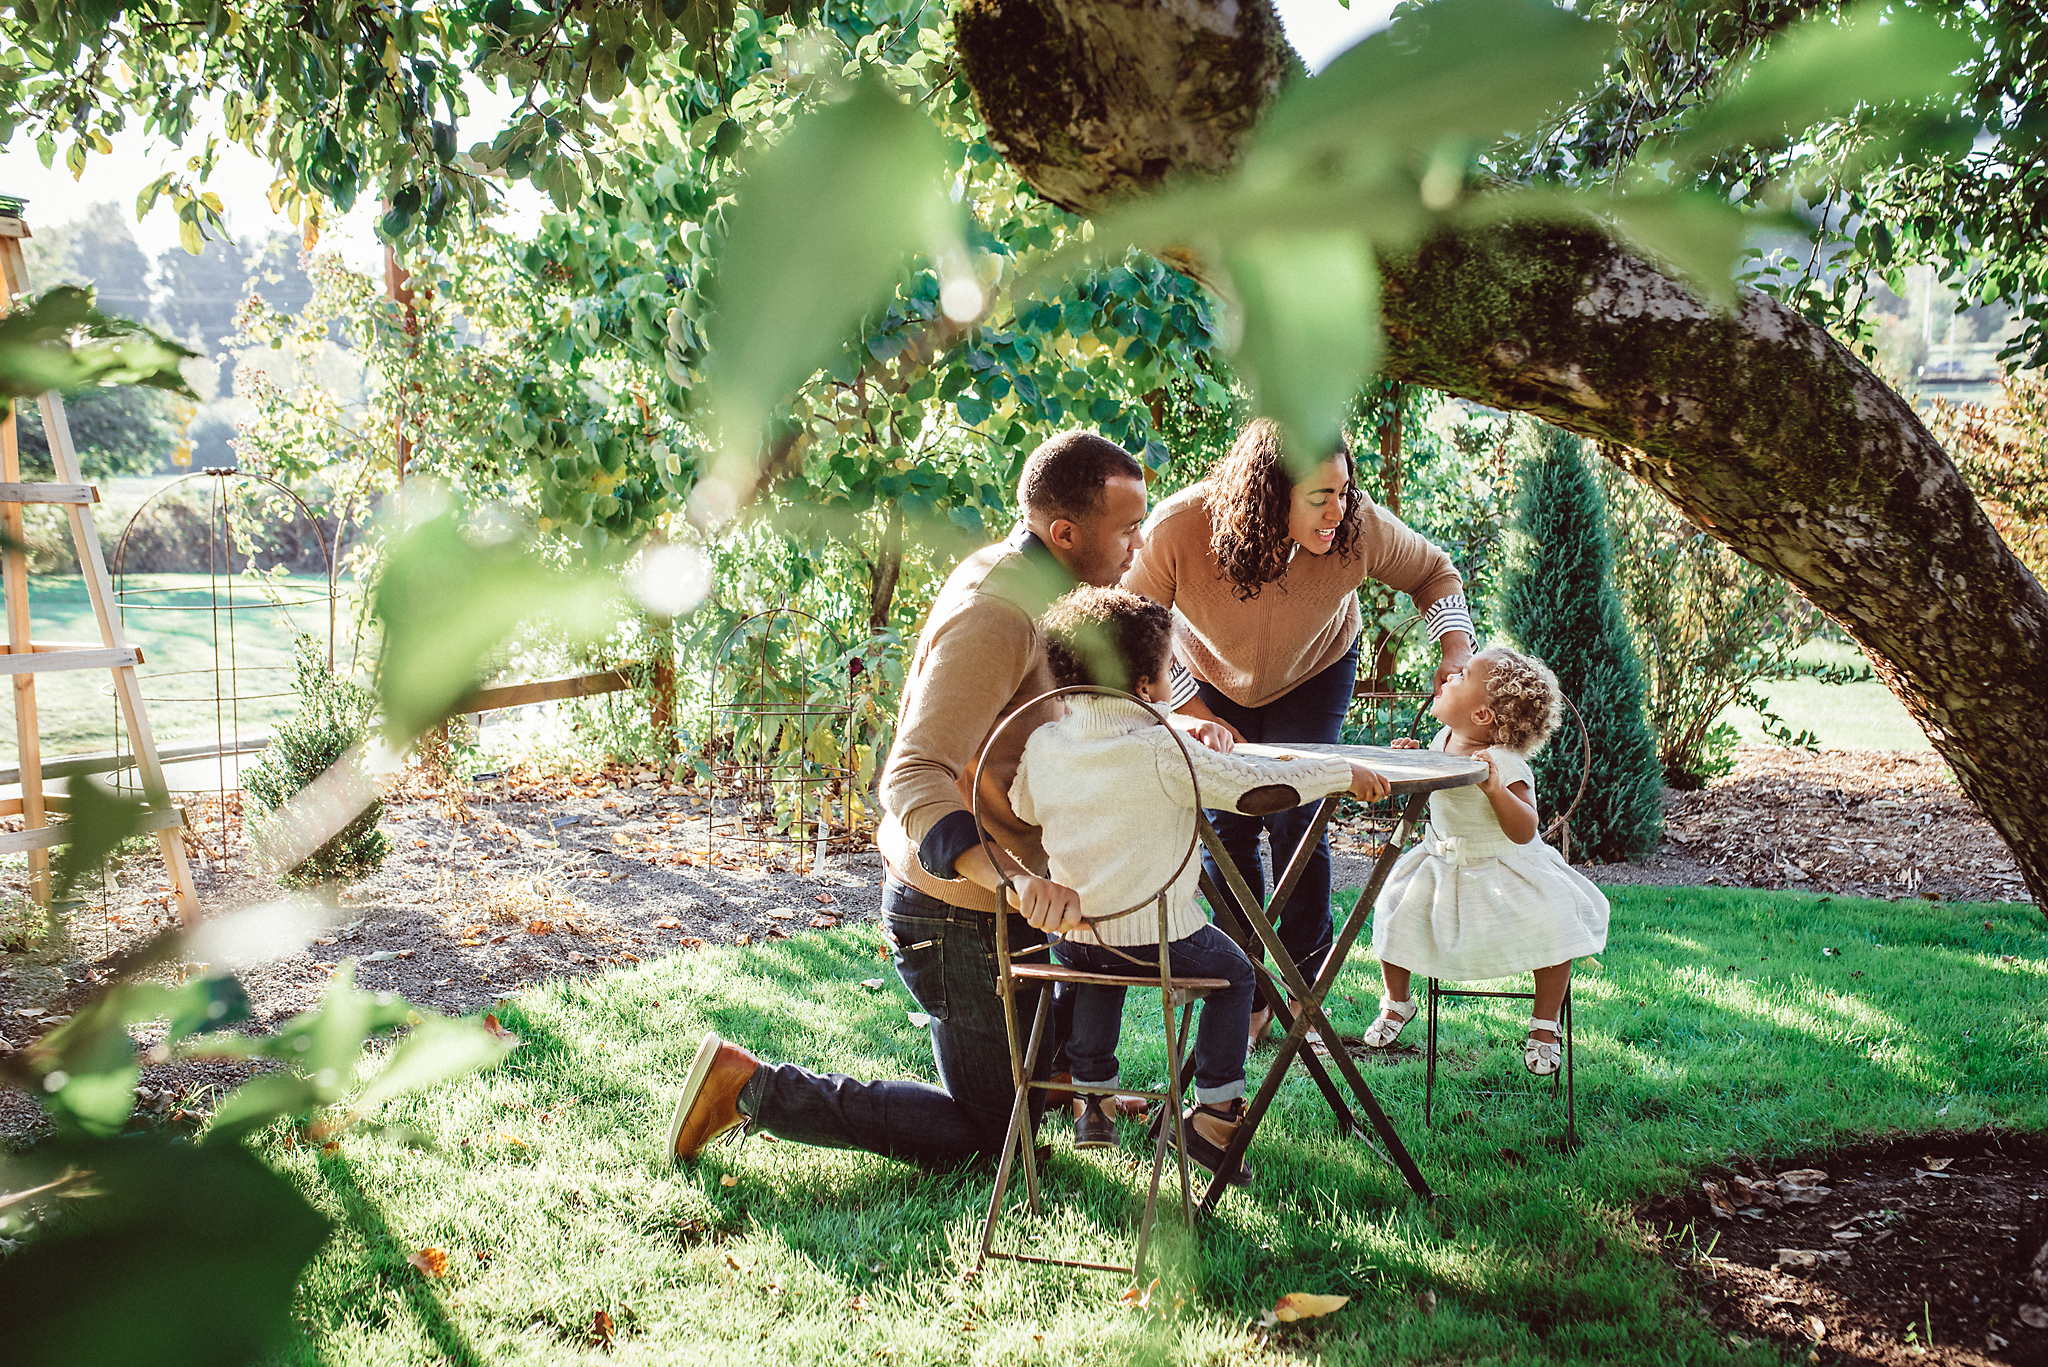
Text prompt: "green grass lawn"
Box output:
[[0, 573, 349, 764], [258, 885, 2047, 1366], [1721, 639, 1931, 752]]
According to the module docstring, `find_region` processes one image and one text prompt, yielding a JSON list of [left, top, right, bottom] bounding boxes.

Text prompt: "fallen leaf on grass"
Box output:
[[483, 1014, 520, 1045], [1701, 1179, 1741, 1219], [720, 1174, 738, 1187], [409, 1248, 450, 1277], [1259, 1292, 1348, 1327], [809, 916, 839, 929], [735, 933, 752, 946], [848, 1294, 871, 1313], [679, 937, 705, 950], [361, 949, 416, 963], [906, 1012, 931, 1028], [859, 978, 886, 991], [1119, 1278, 1158, 1309], [1806, 1314, 1826, 1341], [765, 928, 790, 940], [652, 918, 682, 930], [1921, 1156, 1952, 1172], [590, 1308, 615, 1349], [527, 920, 554, 935], [766, 909, 795, 921]]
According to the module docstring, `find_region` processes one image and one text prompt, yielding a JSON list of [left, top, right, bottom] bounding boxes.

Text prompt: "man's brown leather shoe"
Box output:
[[667, 1032, 761, 1162]]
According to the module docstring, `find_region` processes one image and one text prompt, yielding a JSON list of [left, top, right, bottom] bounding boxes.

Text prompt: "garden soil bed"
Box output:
[[1, 744, 2035, 1141], [1637, 1130, 2048, 1366]]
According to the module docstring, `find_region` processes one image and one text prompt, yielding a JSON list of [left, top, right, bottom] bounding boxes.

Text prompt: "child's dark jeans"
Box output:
[[1053, 923, 1256, 1105]]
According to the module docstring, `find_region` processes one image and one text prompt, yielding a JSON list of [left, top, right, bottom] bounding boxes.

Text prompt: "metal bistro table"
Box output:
[[1193, 742, 1488, 1209]]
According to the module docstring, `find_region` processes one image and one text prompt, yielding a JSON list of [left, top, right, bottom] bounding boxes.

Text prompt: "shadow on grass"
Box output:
[[311, 1153, 487, 1367]]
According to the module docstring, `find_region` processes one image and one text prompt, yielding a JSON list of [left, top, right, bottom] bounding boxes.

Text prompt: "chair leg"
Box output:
[[1424, 977, 1439, 1128], [1562, 990, 1576, 1150], [1015, 985, 1054, 1213], [976, 987, 1054, 1269], [1135, 991, 1195, 1280]]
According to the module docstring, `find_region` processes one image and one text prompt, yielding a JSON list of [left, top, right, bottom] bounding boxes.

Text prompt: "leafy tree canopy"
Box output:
[[1484, 0, 2048, 365]]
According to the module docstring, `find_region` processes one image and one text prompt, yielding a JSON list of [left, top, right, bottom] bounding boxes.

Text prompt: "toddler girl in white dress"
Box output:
[[1364, 644, 1609, 1075]]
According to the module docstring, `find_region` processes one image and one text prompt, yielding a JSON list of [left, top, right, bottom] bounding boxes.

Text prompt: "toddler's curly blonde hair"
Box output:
[[1476, 645, 1562, 755]]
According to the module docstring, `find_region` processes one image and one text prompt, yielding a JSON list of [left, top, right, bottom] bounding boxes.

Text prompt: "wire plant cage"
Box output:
[[108, 467, 338, 865], [707, 606, 856, 874]]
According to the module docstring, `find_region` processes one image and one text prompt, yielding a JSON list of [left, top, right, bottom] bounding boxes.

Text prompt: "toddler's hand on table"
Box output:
[[1347, 760, 1391, 802], [1389, 737, 1422, 750], [1471, 747, 1501, 792], [1181, 717, 1237, 755], [1006, 875, 1086, 933]]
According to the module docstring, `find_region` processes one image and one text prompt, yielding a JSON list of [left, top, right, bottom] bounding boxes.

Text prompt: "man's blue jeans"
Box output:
[[1196, 641, 1359, 987], [742, 878, 1057, 1166], [1054, 924, 1256, 1105]]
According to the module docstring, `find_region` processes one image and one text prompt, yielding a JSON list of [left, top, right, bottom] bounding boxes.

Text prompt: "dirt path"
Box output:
[[1, 745, 2035, 1137]]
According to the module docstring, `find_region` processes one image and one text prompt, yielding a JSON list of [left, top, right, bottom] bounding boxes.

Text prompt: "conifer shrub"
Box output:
[[244, 637, 389, 888], [1499, 423, 1664, 862]]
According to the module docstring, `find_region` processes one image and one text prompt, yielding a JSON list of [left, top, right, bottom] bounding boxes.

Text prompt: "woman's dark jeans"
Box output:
[[1054, 924, 1256, 1104], [743, 878, 1058, 1166], [1196, 641, 1359, 988]]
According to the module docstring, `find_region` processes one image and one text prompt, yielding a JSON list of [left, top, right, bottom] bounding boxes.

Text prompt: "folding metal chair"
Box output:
[[1421, 693, 1592, 1149], [972, 685, 1229, 1280]]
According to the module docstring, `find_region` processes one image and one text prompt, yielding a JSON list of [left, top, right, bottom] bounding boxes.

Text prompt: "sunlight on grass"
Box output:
[[260, 886, 2046, 1365]]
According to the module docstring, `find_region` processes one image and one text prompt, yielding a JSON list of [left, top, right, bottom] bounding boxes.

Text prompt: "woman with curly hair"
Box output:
[[1123, 419, 1474, 1040]]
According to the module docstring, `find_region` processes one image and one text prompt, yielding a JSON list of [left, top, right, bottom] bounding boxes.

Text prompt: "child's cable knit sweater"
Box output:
[[1010, 696, 1355, 947]]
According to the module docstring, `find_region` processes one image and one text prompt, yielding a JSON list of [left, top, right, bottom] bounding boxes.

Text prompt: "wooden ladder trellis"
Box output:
[[0, 209, 198, 924]]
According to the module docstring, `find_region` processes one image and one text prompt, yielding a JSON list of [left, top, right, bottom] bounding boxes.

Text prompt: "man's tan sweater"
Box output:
[[1123, 484, 1465, 710], [878, 529, 1072, 913]]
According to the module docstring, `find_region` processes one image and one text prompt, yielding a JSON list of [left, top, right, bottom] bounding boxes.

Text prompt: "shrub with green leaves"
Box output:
[[1500, 423, 1663, 862], [243, 636, 389, 888], [1594, 459, 1860, 787]]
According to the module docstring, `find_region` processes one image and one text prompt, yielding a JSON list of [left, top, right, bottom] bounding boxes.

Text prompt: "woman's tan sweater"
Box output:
[[1123, 483, 1465, 710]]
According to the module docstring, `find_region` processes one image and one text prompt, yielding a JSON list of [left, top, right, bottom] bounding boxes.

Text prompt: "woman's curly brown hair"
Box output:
[[1207, 418, 1364, 600], [1476, 645, 1563, 755]]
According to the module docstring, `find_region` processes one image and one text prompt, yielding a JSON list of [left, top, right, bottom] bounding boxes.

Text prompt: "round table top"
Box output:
[[1235, 742, 1489, 795]]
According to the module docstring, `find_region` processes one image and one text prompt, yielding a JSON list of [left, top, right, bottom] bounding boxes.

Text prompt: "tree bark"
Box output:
[[954, 0, 2048, 907]]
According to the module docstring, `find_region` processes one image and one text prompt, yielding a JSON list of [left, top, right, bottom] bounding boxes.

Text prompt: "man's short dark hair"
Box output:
[[1017, 430, 1143, 523]]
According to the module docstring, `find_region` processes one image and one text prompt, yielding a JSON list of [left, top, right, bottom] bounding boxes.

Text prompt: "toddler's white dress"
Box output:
[[1371, 730, 1610, 980]]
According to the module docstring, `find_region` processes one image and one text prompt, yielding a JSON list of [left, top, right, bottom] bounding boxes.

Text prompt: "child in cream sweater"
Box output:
[[1010, 586, 1390, 1182]]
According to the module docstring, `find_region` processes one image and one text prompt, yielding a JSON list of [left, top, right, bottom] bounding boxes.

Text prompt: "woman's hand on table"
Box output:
[[1346, 760, 1391, 801], [1005, 875, 1087, 933]]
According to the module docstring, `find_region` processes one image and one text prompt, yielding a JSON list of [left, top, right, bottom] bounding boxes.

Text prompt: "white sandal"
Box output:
[[1525, 1017, 1563, 1076], [1360, 995, 1417, 1049]]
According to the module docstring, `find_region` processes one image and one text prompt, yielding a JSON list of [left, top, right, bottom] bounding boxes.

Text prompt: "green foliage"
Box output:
[[13, 382, 179, 478], [702, 75, 956, 485], [0, 285, 195, 415], [50, 774, 153, 903], [1500, 423, 1663, 862], [371, 506, 619, 743], [242, 637, 391, 889], [1, 953, 515, 1366], [1493, 0, 2028, 364], [0, 1135, 331, 1367], [1596, 459, 1858, 787]]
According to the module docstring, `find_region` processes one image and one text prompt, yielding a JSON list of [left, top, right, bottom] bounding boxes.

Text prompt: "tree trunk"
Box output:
[[868, 502, 904, 635], [954, 0, 2048, 908]]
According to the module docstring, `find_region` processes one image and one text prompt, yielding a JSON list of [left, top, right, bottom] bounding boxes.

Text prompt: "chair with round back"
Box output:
[[1422, 691, 1594, 1149], [971, 685, 1230, 1281]]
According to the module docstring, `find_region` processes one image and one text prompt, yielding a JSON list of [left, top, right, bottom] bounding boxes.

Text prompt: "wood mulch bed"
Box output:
[[1637, 1131, 2048, 1366]]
